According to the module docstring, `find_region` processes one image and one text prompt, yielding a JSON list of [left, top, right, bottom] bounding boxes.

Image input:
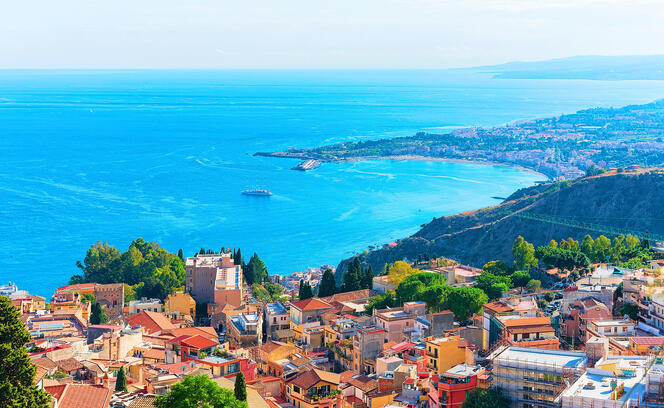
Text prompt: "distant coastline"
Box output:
[[257, 151, 550, 180], [256, 98, 664, 182]]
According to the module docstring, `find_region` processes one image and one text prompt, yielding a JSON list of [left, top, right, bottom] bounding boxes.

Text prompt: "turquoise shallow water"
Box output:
[[2, 69, 664, 296]]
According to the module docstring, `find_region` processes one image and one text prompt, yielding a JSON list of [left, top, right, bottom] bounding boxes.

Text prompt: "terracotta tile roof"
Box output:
[[339, 371, 356, 383], [46, 384, 112, 408], [291, 298, 332, 311], [34, 365, 49, 384], [259, 340, 291, 353], [57, 358, 84, 373], [128, 395, 158, 408], [167, 326, 218, 341], [142, 348, 166, 361], [348, 375, 378, 393], [180, 334, 218, 349], [503, 317, 551, 327], [631, 337, 664, 346], [126, 311, 175, 334], [289, 368, 340, 390], [483, 300, 512, 313], [320, 289, 371, 303], [32, 356, 57, 370]]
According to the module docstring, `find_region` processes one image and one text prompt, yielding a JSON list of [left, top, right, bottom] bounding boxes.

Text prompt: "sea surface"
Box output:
[[2, 70, 664, 296]]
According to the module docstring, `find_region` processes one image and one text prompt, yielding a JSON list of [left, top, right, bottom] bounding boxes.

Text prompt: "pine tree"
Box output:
[[234, 372, 247, 402], [115, 366, 127, 392], [90, 302, 108, 325], [199, 248, 206, 255], [177, 249, 184, 260], [0, 296, 51, 407], [318, 269, 337, 297]]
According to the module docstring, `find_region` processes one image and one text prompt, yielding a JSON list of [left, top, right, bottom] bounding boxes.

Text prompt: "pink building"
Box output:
[[374, 302, 426, 343]]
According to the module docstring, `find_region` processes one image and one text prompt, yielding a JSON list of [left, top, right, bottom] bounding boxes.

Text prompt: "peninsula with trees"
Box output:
[[257, 99, 664, 180]]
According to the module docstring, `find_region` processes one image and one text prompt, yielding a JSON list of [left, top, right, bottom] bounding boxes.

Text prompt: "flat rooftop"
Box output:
[[495, 346, 587, 369], [560, 357, 648, 403]]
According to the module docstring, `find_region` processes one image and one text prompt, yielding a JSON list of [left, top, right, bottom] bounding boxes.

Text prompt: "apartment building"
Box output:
[[490, 346, 587, 408], [264, 302, 291, 341], [185, 253, 243, 308], [353, 327, 385, 375], [428, 363, 485, 408], [503, 317, 560, 349], [374, 301, 426, 343], [164, 291, 196, 320], [425, 336, 473, 375], [228, 312, 263, 348], [128, 298, 163, 315]]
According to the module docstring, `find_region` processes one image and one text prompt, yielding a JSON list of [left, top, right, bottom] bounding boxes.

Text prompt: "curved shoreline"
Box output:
[[331, 155, 551, 180], [256, 151, 552, 181]]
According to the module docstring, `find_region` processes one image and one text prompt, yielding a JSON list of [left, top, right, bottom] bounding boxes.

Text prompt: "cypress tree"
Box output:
[[115, 366, 127, 391], [0, 297, 51, 407], [234, 248, 242, 266], [341, 257, 362, 292], [234, 371, 247, 401], [300, 282, 313, 300], [177, 249, 184, 260], [361, 265, 374, 289], [318, 269, 337, 297], [90, 302, 108, 325]]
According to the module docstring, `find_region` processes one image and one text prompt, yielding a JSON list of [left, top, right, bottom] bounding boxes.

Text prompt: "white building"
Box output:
[[128, 298, 163, 314], [558, 355, 649, 408]]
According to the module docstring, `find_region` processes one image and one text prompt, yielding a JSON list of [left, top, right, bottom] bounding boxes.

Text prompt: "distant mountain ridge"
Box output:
[[335, 170, 664, 279], [471, 54, 664, 80]]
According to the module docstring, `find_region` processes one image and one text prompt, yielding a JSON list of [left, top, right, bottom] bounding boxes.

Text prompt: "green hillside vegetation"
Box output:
[[337, 171, 664, 278], [69, 238, 186, 301]]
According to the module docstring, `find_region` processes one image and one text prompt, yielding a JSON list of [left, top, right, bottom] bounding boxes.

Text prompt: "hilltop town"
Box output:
[[5, 227, 664, 408]]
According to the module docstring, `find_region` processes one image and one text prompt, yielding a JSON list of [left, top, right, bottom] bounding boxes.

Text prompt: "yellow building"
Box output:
[[425, 335, 472, 375], [629, 337, 664, 355], [285, 369, 341, 408], [164, 291, 196, 320], [254, 340, 296, 376]]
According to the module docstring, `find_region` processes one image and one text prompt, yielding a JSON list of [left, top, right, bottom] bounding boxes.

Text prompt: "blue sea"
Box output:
[[2, 69, 664, 297]]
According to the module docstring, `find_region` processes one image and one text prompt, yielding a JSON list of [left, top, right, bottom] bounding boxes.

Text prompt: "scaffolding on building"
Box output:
[[490, 351, 585, 408]]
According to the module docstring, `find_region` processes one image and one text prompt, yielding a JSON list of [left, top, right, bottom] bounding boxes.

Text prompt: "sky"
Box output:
[[1, 0, 664, 69]]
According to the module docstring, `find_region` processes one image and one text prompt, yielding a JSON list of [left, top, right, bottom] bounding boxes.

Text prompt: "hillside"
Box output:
[[335, 170, 664, 279]]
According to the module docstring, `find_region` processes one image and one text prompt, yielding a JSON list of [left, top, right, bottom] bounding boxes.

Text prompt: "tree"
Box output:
[[549, 240, 558, 248], [482, 260, 512, 276], [580, 235, 594, 259], [594, 235, 612, 263], [386, 261, 415, 288], [364, 291, 396, 314], [234, 372, 247, 402], [510, 271, 531, 289], [318, 269, 337, 297], [544, 292, 555, 302], [618, 303, 639, 320], [154, 375, 247, 408], [361, 266, 374, 290], [526, 279, 541, 292], [462, 387, 510, 408], [0, 296, 51, 407], [233, 248, 243, 267], [90, 302, 108, 325], [115, 366, 127, 392], [177, 248, 184, 260], [446, 287, 488, 321], [299, 281, 313, 300], [341, 257, 363, 292], [244, 253, 267, 285], [475, 273, 512, 300], [512, 236, 537, 271]]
